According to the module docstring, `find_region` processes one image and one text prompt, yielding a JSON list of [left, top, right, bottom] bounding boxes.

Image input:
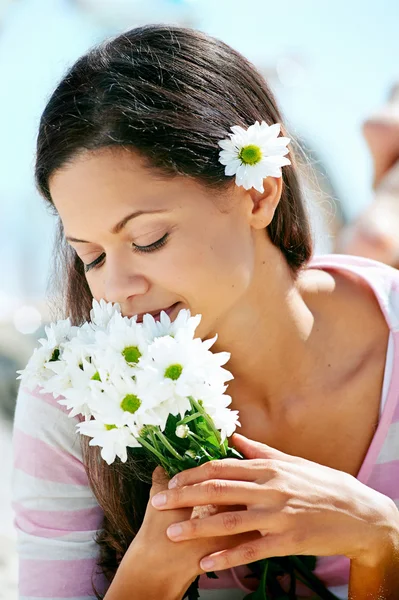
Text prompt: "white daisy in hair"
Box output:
[[218, 120, 291, 193]]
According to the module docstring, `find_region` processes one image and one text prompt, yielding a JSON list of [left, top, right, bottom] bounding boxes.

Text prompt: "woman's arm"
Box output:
[[349, 505, 399, 600], [12, 385, 107, 599]]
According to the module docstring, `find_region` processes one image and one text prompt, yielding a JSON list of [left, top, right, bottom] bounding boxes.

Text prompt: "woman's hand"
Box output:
[[126, 464, 261, 596], [150, 433, 398, 573]]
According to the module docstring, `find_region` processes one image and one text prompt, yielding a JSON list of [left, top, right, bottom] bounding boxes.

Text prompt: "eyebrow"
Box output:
[[65, 209, 170, 243]]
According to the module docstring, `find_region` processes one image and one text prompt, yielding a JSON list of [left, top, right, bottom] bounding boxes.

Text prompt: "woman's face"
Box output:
[[49, 147, 261, 339]]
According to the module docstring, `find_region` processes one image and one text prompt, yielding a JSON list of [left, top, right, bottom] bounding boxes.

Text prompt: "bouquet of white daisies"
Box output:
[[18, 300, 339, 600], [17, 300, 242, 475]]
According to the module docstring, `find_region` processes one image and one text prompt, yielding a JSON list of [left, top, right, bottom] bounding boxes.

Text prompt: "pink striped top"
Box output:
[[12, 255, 399, 600]]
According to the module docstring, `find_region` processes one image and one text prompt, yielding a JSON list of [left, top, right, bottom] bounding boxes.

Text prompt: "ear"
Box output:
[[247, 176, 283, 229]]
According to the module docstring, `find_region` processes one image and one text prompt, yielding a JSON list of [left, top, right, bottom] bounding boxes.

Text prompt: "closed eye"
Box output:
[[83, 232, 170, 273]]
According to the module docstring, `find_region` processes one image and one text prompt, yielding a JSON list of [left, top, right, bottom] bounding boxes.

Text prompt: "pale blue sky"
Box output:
[[1, 0, 398, 299]]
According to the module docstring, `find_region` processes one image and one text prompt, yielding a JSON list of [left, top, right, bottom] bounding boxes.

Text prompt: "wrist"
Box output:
[[352, 496, 399, 568]]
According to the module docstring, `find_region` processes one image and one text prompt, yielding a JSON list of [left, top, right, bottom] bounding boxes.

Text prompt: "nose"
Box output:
[[103, 257, 149, 307]]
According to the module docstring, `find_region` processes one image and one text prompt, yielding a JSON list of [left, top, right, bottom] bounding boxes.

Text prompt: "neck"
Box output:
[[210, 246, 327, 413]]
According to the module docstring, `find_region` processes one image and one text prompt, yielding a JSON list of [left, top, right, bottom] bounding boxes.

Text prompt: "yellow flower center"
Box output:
[[105, 424, 117, 431], [165, 363, 183, 380], [238, 144, 262, 165], [49, 348, 60, 362], [122, 345, 141, 364], [120, 394, 142, 414]]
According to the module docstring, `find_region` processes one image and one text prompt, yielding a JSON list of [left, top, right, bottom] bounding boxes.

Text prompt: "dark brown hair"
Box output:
[[35, 24, 312, 596]]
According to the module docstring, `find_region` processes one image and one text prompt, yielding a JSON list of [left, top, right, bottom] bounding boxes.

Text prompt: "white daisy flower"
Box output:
[[17, 318, 77, 390], [135, 334, 233, 421], [76, 418, 140, 465], [87, 373, 168, 433], [142, 308, 201, 343], [90, 298, 122, 330], [175, 424, 190, 438], [218, 121, 291, 193], [93, 311, 148, 373], [204, 399, 241, 442]]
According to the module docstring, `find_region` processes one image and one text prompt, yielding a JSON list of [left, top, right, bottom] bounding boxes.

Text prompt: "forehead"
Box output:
[[48, 147, 229, 239], [49, 147, 173, 212]]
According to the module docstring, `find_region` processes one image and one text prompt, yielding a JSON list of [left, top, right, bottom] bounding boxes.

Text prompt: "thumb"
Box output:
[[231, 433, 278, 459], [150, 465, 170, 498]]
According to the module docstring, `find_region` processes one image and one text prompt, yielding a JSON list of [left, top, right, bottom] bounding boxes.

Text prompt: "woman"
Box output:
[[12, 25, 399, 600]]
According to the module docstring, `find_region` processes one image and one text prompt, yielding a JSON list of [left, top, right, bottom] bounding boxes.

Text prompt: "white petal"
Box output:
[[218, 139, 236, 151], [230, 125, 247, 137], [264, 123, 281, 137], [224, 158, 242, 176]]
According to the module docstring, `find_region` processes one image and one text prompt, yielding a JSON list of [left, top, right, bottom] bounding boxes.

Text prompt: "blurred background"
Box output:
[[1, 0, 398, 597]]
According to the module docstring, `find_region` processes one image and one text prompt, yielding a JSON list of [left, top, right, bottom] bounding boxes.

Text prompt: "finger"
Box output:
[[231, 433, 290, 461], [199, 533, 297, 572], [150, 465, 170, 497], [152, 479, 268, 510], [168, 458, 276, 489], [166, 509, 282, 541]]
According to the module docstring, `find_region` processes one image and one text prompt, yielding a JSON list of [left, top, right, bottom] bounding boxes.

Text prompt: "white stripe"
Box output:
[[376, 420, 399, 464], [13, 388, 82, 461], [12, 469, 96, 505], [17, 528, 100, 561], [328, 584, 348, 599], [388, 286, 399, 332]]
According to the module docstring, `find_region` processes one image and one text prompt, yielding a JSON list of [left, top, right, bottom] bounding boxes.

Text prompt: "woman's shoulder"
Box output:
[[308, 253, 399, 332]]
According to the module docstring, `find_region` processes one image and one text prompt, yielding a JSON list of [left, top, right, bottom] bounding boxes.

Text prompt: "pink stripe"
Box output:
[[13, 501, 103, 539], [13, 429, 88, 486], [367, 460, 399, 499], [27, 385, 71, 416], [19, 558, 108, 597], [314, 555, 350, 587]]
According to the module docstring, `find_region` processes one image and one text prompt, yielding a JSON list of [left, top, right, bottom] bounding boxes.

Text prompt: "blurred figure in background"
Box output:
[[336, 83, 399, 267]]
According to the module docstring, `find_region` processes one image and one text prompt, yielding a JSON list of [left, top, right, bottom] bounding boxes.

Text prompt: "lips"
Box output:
[[135, 302, 179, 324]]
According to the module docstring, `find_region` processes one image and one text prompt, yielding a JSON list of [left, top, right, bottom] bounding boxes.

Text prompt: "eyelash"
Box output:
[[83, 233, 170, 273]]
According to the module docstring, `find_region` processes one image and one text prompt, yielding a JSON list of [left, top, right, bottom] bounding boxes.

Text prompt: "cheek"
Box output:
[[174, 228, 254, 305], [84, 275, 105, 302]]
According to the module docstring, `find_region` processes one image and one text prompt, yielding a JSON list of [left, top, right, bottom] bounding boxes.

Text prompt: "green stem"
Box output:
[[289, 557, 341, 600], [177, 412, 202, 425], [187, 432, 212, 458], [189, 396, 227, 457], [136, 435, 167, 463], [155, 429, 184, 461], [188, 431, 206, 443], [148, 428, 161, 451]]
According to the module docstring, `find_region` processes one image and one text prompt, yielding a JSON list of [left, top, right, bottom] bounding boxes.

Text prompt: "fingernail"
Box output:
[[151, 493, 167, 507], [200, 558, 215, 571], [167, 523, 183, 538], [168, 477, 179, 489]]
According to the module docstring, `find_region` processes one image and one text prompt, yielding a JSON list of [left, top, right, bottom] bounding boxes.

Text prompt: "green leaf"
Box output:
[[243, 560, 269, 600], [205, 571, 219, 579], [225, 447, 244, 460], [298, 555, 317, 571]]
